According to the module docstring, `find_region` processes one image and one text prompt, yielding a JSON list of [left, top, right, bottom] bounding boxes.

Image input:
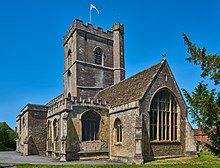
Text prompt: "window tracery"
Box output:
[[82, 110, 100, 141], [150, 89, 178, 141]]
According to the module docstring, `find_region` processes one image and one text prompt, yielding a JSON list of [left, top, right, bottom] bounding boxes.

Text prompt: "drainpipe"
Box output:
[[108, 111, 110, 159]]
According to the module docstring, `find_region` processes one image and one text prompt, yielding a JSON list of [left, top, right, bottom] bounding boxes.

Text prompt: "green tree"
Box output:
[[182, 33, 220, 157], [0, 122, 16, 151]]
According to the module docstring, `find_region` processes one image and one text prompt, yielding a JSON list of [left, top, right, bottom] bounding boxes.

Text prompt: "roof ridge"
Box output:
[[139, 59, 167, 100]]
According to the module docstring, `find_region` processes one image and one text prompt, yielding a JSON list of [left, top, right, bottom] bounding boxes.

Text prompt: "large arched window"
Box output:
[[150, 89, 178, 141], [82, 110, 100, 141], [94, 47, 102, 65], [114, 118, 122, 143]]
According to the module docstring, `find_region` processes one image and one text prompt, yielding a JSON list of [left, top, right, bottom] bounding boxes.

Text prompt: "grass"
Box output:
[[7, 152, 220, 168], [146, 152, 220, 164], [14, 164, 220, 168]]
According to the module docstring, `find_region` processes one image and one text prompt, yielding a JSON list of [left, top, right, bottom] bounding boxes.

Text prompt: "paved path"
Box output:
[[0, 151, 123, 165]]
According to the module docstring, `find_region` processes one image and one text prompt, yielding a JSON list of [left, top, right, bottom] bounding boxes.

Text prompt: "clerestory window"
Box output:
[[94, 47, 102, 65], [82, 110, 100, 141], [150, 89, 178, 141]]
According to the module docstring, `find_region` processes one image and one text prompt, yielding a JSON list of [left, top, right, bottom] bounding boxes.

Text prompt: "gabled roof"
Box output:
[[96, 59, 166, 107]]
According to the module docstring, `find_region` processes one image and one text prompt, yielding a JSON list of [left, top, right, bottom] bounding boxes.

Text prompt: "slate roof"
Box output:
[[17, 104, 48, 119], [96, 59, 166, 107]]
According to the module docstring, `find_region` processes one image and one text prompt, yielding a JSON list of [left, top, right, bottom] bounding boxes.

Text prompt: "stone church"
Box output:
[[16, 19, 196, 164]]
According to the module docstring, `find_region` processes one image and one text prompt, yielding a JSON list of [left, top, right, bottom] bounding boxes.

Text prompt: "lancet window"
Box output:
[[114, 118, 122, 143]]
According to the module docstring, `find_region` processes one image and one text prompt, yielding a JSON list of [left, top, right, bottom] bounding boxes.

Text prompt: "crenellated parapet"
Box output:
[[47, 98, 71, 117], [63, 19, 113, 45], [70, 97, 108, 107], [46, 94, 64, 107], [47, 96, 109, 117]]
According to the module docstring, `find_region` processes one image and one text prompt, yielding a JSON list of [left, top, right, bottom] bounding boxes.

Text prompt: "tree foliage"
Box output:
[[182, 33, 220, 157], [0, 122, 16, 151], [182, 33, 220, 85]]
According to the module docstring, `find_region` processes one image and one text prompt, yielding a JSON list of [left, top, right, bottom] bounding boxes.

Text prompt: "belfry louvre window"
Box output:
[[94, 47, 102, 65], [82, 111, 100, 141], [150, 89, 178, 141], [114, 118, 122, 143]]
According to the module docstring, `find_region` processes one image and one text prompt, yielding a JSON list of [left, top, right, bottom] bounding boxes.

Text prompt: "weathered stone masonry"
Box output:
[[16, 105, 48, 155], [16, 19, 196, 164]]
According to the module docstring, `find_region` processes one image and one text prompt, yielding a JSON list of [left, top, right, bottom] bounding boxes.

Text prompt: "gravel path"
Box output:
[[0, 151, 123, 165]]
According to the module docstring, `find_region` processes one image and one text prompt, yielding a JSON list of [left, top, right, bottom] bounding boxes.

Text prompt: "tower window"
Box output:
[[67, 49, 72, 67], [94, 47, 102, 65], [150, 89, 178, 141], [67, 70, 71, 89], [67, 70, 72, 76], [68, 93, 71, 100]]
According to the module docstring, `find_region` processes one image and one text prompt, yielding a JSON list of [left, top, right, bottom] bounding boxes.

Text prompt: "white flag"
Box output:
[[90, 4, 99, 14]]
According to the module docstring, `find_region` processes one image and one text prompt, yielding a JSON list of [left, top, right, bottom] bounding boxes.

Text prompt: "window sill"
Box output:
[[150, 140, 181, 145], [81, 140, 101, 143], [114, 142, 122, 146]]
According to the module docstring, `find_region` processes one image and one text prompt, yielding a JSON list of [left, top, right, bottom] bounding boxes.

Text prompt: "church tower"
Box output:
[[63, 19, 125, 98]]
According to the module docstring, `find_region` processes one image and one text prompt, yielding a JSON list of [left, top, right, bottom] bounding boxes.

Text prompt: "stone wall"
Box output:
[[47, 110, 63, 159], [185, 119, 197, 155], [16, 111, 29, 155], [63, 19, 125, 99], [16, 104, 48, 156], [109, 101, 143, 164], [66, 105, 109, 160], [28, 110, 47, 155], [140, 61, 193, 161], [63, 19, 114, 45], [76, 63, 114, 98], [76, 29, 114, 67], [63, 19, 115, 99]]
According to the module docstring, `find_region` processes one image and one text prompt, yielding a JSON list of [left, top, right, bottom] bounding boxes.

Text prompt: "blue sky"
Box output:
[[0, 0, 220, 129]]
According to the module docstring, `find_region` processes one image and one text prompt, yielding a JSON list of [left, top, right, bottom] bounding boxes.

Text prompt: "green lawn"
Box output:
[[9, 152, 220, 168], [13, 165, 220, 168], [145, 152, 220, 165]]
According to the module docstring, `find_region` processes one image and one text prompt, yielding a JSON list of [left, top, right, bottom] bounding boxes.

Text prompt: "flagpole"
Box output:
[[90, 4, 99, 24], [90, 6, 92, 24]]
